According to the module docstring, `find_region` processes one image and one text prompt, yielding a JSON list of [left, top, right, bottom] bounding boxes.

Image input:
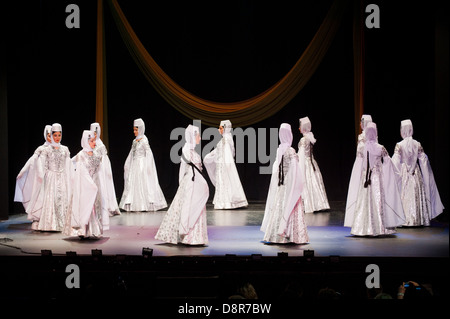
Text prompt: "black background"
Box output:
[[3, 0, 448, 216]]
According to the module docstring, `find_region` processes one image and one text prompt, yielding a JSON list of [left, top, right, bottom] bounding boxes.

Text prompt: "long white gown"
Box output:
[[37, 145, 72, 231], [91, 122, 120, 220], [357, 114, 373, 149], [119, 135, 167, 212], [391, 120, 444, 226], [204, 120, 248, 209], [261, 124, 309, 244], [344, 123, 405, 236], [14, 125, 51, 226], [297, 117, 330, 213], [155, 125, 209, 245], [65, 132, 104, 238], [32, 124, 72, 232]]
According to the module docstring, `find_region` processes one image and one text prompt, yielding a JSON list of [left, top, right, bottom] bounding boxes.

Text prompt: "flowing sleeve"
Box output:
[[96, 146, 118, 228], [143, 138, 167, 209], [179, 157, 187, 185], [390, 144, 403, 193], [144, 139, 155, 176], [24, 148, 47, 217], [381, 147, 405, 227], [69, 153, 98, 229], [297, 138, 307, 196], [277, 149, 303, 236], [344, 147, 364, 227], [179, 150, 209, 235], [260, 152, 280, 233], [65, 147, 73, 204], [391, 143, 402, 172], [14, 153, 39, 206], [418, 144, 444, 219], [123, 144, 132, 184], [203, 148, 217, 186]]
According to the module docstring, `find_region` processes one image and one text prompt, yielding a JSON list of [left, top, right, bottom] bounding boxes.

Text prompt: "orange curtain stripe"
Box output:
[[107, 0, 348, 126]]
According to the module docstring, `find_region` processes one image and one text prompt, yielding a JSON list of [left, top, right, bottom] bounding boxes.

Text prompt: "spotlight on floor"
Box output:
[[304, 250, 314, 259], [41, 249, 52, 257], [66, 251, 77, 257], [142, 247, 153, 258]]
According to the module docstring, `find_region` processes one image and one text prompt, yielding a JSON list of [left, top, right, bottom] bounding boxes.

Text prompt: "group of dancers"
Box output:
[[345, 115, 444, 236], [14, 115, 444, 246]]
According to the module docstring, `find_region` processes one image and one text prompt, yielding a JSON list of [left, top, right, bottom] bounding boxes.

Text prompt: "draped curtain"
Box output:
[[96, 0, 109, 148], [353, 0, 365, 142], [105, 0, 348, 127]]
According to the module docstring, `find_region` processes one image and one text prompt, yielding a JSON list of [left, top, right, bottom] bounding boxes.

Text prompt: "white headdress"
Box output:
[[400, 119, 415, 157], [81, 130, 95, 152], [90, 122, 104, 147], [220, 120, 232, 135], [400, 119, 413, 139], [182, 124, 200, 161], [133, 118, 145, 140], [299, 116, 316, 144], [43, 125, 52, 145], [50, 123, 62, 147], [277, 123, 293, 166], [361, 114, 373, 131], [364, 122, 382, 156]]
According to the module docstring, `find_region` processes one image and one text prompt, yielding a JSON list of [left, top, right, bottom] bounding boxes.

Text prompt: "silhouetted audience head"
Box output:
[[228, 281, 258, 299], [317, 287, 342, 300]]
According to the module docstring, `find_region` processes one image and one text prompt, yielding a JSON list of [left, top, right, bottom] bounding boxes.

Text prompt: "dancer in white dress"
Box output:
[[344, 122, 405, 236], [297, 117, 330, 213], [204, 120, 248, 209], [119, 118, 167, 212], [14, 125, 52, 229], [261, 123, 309, 244], [155, 124, 209, 245], [64, 130, 105, 238], [391, 119, 444, 226], [90, 122, 120, 219], [357, 114, 373, 148], [33, 123, 72, 231]]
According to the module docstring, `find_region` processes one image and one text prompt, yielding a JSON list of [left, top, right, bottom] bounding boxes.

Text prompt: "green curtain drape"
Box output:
[[107, 0, 347, 127]]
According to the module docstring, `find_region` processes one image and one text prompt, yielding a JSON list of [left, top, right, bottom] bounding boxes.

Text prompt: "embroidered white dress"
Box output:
[[261, 124, 309, 244], [204, 121, 248, 209], [298, 137, 330, 213], [65, 150, 103, 238], [391, 120, 444, 226], [94, 144, 120, 227], [14, 125, 52, 228], [36, 145, 72, 231], [344, 123, 405, 236], [155, 149, 209, 245], [90, 123, 120, 218], [14, 143, 48, 223], [119, 136, 167, 212], [261, 148, 309, 244]]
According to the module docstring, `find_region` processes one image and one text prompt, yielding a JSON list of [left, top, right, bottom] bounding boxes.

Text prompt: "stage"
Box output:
[[1, 201, 448, 258], [1, 201, 448, 301]]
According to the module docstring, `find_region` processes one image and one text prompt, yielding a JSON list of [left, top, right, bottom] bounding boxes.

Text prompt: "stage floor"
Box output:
[[1, 201, 448, 258]]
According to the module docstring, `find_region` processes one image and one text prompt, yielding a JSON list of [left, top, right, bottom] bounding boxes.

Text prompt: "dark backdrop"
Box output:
[[3, 0, 448, 217]]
